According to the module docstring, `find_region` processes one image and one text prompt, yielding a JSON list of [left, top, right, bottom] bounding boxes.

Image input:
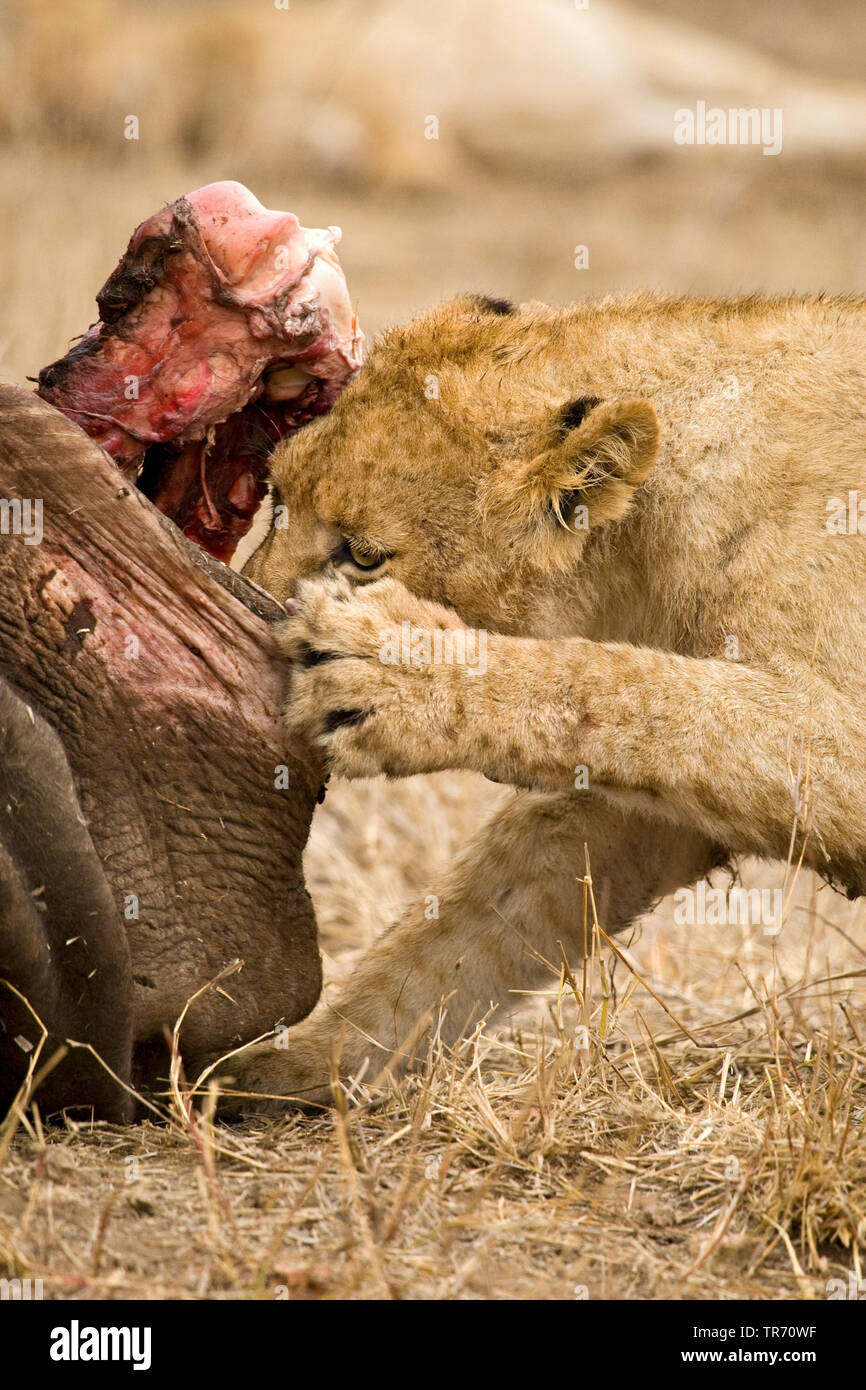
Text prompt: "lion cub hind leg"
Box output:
[[218, 792, 720, 1113]]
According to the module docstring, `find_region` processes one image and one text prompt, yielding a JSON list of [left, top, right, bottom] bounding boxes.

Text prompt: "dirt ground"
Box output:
[[0, 0, 864, 1300]]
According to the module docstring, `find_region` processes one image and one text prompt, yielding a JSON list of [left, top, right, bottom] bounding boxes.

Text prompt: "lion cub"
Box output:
[[225, 291, 866, 1108]]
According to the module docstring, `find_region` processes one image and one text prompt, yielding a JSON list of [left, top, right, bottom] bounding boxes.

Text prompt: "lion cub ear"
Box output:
[[489, 397, 659, 540]]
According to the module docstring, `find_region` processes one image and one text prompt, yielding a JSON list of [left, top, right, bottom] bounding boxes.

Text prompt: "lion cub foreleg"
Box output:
[[281, 577, 863, 895]]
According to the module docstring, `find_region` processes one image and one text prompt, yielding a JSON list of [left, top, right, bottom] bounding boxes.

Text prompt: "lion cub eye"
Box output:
[[346, 537, 388, 569]]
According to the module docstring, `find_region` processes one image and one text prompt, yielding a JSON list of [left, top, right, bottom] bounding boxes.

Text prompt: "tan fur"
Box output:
[[224, 291, 866, 1109]]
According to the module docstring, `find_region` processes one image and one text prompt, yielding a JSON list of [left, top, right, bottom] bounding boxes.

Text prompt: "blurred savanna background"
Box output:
[[1, 0, 865, 1300]]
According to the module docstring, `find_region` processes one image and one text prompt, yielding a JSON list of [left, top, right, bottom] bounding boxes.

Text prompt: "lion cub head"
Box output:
[[246, 293, 658, 635]]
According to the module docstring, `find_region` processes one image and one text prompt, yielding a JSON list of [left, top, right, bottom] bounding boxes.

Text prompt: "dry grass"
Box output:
[[1, 774, 864, 1300]]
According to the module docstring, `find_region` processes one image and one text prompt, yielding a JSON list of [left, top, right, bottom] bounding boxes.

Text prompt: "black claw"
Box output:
[[323, 708, 370, 735], [297, 644, 342, 668]]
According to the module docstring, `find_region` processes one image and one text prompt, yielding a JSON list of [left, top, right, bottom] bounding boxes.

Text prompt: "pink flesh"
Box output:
[[37, 181, 362, 561]]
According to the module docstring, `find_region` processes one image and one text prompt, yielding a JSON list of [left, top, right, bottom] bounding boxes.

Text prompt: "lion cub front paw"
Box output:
[[277, 573, 481, 779]]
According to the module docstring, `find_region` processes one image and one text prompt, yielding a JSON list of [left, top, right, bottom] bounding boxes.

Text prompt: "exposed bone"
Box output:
[[36, 181, 362, 562]]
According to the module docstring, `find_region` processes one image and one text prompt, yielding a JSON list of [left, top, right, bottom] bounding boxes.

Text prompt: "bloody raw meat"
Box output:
[[37, 180, 363, 561]]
